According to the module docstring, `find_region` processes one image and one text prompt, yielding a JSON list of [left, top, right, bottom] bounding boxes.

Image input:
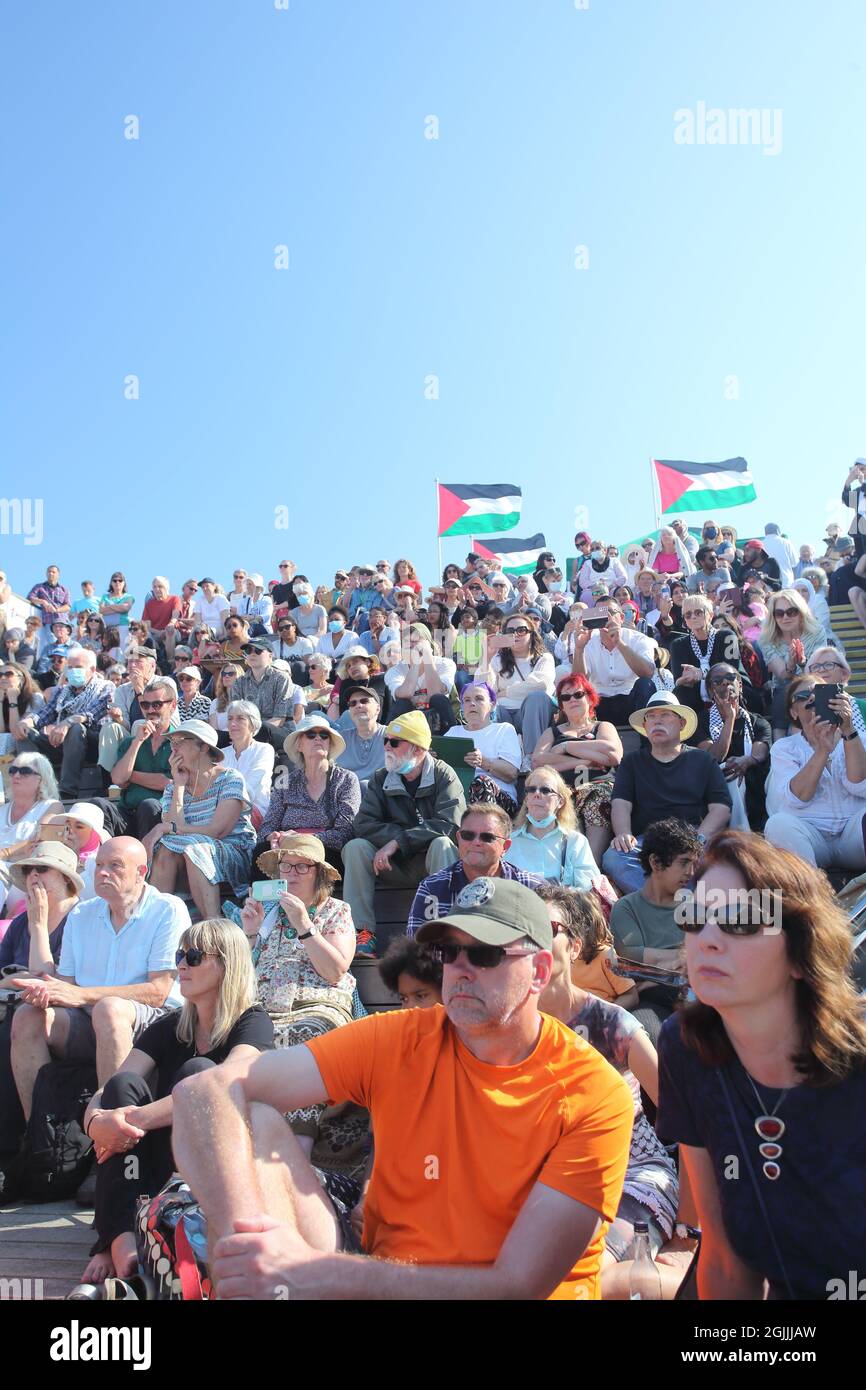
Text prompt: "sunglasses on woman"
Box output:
[[303, 730, 331, 741], [678, 911, 771, 937], [774, 607, 799, 619], [9, 765, 38, 776], [175, 947, 214, 967], [431, 942, 534, 969], [560, 690, 586, 703], [505, 626, 530, 636], [527, 785, 558, 797], [790, 689, 816, 705]]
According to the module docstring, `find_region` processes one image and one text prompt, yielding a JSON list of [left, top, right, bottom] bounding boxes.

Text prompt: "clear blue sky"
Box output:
[[4, 0, 866, 604]]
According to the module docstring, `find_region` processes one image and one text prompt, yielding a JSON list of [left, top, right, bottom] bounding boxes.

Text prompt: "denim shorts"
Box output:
[[63, 1002, 176, 1064]]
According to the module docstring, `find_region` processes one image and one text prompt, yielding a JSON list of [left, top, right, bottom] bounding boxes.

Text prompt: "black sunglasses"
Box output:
[[774, 607, 799, 619], [9, 765, 38, 776], [560, 690, 587, 703], [175, 947, 214, 967], [678, 913, 769, 937], [458, 829, 503, 843], [303, 730, 331, 741], [790, 689, 816, 705], [383, 736, 406, 749], [505, 626, 530, 636], [139, 699, 170, 710], [432, 942, 532, 968]]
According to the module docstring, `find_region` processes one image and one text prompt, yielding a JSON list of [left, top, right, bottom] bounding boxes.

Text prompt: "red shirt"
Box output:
[[143, 596, 181, 629]]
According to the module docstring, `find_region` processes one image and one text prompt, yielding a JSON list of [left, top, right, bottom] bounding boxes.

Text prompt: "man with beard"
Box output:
[[340, 711, 464, 943], [172, 877, 632, 1300]]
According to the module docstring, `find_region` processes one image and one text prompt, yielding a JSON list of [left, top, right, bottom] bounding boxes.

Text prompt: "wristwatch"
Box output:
[[843, 730, 859, 742], [297, 926, 319, 941]]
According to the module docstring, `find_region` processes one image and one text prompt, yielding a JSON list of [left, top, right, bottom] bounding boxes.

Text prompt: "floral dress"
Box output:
[[159, 769, 255, 893], [253, 895, 356, 1136]]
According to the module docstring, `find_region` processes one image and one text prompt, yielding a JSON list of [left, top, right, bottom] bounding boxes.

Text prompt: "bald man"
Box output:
[[9, 837, 189, 1125]]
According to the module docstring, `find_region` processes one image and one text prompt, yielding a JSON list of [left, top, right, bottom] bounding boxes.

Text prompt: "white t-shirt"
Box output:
[[581, 629, 654, 696], [193, 594, 231, 632], [385, 656, 456, 696], [444, 721, 522, 798], [487, 651, 555, 708]]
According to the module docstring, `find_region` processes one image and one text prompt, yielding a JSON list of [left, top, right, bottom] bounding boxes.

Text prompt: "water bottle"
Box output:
[[628, 1220, 663, 1300]]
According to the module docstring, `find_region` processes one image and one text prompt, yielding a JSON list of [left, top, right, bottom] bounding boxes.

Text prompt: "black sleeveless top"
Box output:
[[551, 721, 607, 786]]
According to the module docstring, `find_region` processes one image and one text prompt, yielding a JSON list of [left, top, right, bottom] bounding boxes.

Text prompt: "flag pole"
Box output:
[[649, 457, 661, 531], [435, 477, 443, 582]]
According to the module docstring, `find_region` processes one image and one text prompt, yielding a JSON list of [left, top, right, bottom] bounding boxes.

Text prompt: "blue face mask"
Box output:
[[395, 758, 416, 775], [527, 811, 557, 829], [591, 550, 604, 563], [66, 667, 87, 687], [328, 620, 344, 633]]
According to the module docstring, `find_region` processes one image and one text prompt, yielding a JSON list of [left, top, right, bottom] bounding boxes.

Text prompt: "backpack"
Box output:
[[2, 1060, 96, 1202], [135, 1177, 212, 1300]]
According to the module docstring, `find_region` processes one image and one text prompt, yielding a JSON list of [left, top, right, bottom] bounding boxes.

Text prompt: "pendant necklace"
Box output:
[[744, 1070, 789, 1180]]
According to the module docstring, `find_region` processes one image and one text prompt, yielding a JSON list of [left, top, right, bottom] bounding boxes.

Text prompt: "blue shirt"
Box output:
[[58, 883, 189, 1003], [504, 825, 599, 889], [407, 860, 544, 937]]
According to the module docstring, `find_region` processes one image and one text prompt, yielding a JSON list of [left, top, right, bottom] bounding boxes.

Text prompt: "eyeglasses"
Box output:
[[348, 697, 373, 708], [457, 829, 504, 844], [279, 564, 291, 570], [178, 675, 198, 683], [527, 785, 558, 797], [9, 766, 38, 776], [548, 921, 566, 937], [175, 948, 215, 967], [0, 670, 17, 679], [302, 730, 331, 741], [139, 699, 170, 710], [279, 861, 314, 875], [505, 626, 530, 636], [809, 661, 844, 673], [432, 942, 534, 968], [678, 912, 769, 937], [560, 690, 587, 703], [790, 689, 816, 705], [383, 737, 407, 749], [774, 607, 799, 619], [233, 573, 245, 579]]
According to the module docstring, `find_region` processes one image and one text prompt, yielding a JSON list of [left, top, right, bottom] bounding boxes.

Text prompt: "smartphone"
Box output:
[[581, 606, 609, 630], [252, 879, 288, 902], [812, 683, 843, 727], [660, 585, 671, 599], [717, 585, 744, 609]]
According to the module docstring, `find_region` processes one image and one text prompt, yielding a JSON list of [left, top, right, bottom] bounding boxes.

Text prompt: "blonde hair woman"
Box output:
[[758, 588, 826, 736], [81, 917, 274, 1286], [505, 767, 600, 889]]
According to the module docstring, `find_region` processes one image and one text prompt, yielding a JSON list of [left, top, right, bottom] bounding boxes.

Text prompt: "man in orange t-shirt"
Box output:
[[172, 878, 633, 1300]]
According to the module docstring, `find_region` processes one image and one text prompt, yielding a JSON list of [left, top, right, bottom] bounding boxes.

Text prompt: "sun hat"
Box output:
[[48, 802, 110, 843], [177, 666, 202, 681], [336, 646, 380, 678], [241, 638, 272, 654], [10, 841, 84, 894], [383, 710, 432, 751], [629, 690, 698, 742], [283, 713, 346, 763], [255, 832, 341, 883], [342, 681, 383, 707], [169, 719, 224, 759], [415, 877, 552, 949]]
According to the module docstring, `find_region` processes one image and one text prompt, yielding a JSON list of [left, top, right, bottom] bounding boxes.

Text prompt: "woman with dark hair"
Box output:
[[316, 606, 355, 663], [441, 563, 463, 587], [481, 614, 555, 756], [79, 613, 107, 654], [81, 916, 273, 1285], [394, 559, 422, 596], [531, 674, 621, 862], [0, 662, 44, 754], [99, 572, 135, 640], [424, 600, 451, 635], [657, 829, 866, 1300]]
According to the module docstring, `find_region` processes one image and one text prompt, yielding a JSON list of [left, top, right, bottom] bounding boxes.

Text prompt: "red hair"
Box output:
[[555, 673, 599, 720]]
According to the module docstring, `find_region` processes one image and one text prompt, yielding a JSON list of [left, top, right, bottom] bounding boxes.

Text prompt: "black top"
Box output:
[[829, 561, 866, 607], [0, 910, 69, 971], [611, 744, 732, 835], [136, 1004, 274, 1099], [271, 581, 298, 610], [657, 1013, 866, 1300], [694, 707, 772, 756], [551, 721, 607, 785]]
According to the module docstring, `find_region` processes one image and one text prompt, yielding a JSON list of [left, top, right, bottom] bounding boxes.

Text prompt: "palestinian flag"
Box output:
[[437, 483, 522, 537], [652, 457, 756, 513], [472, 533, 547, 575]]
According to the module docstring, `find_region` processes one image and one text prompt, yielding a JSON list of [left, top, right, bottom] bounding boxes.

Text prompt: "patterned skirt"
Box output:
[[571, 773, 615, 830], [158, 831, 253, 895]]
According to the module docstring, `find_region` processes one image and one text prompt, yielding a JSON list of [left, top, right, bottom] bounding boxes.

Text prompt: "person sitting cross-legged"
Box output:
[[406, 803, 542, 936], [602, 692, 732, 895], [92, 677, 178, 842], [341, 711, 464, 949], [171, 877, 633, 1300], [80, 917, 274, 1287]]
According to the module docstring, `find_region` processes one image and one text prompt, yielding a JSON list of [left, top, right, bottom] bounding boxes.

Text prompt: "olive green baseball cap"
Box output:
[[415, 876, 553, 949]]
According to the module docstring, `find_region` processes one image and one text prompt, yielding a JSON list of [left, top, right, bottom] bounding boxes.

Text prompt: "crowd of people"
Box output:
[[0, 490, 864, 1302]]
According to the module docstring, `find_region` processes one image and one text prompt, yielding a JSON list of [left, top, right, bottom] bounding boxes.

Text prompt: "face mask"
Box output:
[[591, 550, 604, 563], [66, 667, 87, 687], [395, 758, 416, 775], [296, 589, 312, 602], [328, 620, 344, 633], [527, 811, 557, 829]]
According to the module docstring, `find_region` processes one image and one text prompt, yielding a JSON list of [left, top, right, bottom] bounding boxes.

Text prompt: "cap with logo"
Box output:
[[415, 876, 553, 949]]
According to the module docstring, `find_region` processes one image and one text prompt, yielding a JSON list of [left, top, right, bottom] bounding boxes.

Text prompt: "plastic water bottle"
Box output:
[[628, 1221, 663, 1300]]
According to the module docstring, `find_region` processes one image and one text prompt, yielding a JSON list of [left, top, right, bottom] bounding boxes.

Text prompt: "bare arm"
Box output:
[[680, 1145, 766, 1300], [697, 803, 730, 838], [625, 1029, 659, 1107]]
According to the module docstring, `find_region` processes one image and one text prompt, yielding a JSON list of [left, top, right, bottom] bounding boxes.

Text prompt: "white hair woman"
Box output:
[[0, 751, 62, 915], [758, 587, 826, 736], [798, 566, 833, 636], [81, 917, 274, 1288], [302, 652, 334, 711], [646, 527, 695, 583], [220, 698, 274, 823]]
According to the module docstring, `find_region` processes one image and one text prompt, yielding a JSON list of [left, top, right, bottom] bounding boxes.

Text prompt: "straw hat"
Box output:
[[336, 646, 381, 678], [255, 832, 341, 882]]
